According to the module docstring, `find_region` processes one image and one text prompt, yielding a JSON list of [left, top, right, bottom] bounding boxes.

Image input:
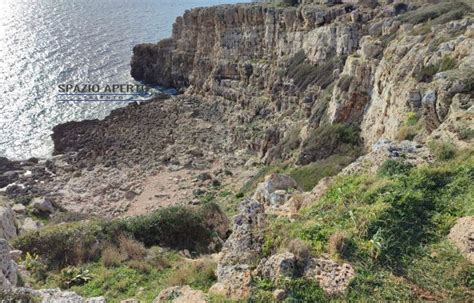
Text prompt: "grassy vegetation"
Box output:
[[21, 245, 218, 302], [14, 204, 226, 269], [298, 123, 361, 165], [288, 154, 355, 191], [398, 1, 471, 25], [415, 55, 457, 83], [396, 111, 422, 141], [257, 150, 474, 301]]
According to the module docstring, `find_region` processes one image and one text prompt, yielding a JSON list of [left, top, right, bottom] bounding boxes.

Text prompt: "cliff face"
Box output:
[[131, 1, 473, 156]]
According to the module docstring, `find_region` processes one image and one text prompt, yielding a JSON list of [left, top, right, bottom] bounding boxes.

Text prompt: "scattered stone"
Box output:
[[303, 257, 355, 295], [21, 217, 41, 232], [448, 216, 474, 263], [273, 289, 287, 301], [12, 203, 26, 214], [154, 285, 207, 303], [253, 174, 300, 209], [31, 197, 54, 214], [255, 252, 297, 281]]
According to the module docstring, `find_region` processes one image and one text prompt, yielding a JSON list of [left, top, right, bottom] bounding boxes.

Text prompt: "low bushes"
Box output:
[[415, 55, 457, 82], [14, 204, 227, 269]]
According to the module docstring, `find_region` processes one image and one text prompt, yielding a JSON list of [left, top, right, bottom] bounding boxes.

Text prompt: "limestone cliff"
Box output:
[[131, 0, 473, 158]]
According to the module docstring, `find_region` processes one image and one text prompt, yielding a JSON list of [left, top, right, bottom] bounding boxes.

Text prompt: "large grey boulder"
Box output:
[[253, 174, 300, 209], [209, 199, 266, 300], [31, 197, 54, 214], [0, 238, 17, 289], [0, 206, 17, 241], [255, 252, 297, 281]]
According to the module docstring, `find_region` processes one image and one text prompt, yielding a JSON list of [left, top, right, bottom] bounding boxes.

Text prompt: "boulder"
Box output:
[[37, 289, 106, 303], [20, 217, 41, 233], [12, 203, 26, 214], [341, 139, 432, 175], [209, 264, 252, 301], [253, 174, 300, 208], [0, 206, 17, 241], [210, 199, 266, 301], [303, 257, 354, 295], [31, 197, 54, 214], [448, 216, 474, 263], [0, 238, 17, 289], [154, 285, 207, 303], [255, 252, 297, 281]]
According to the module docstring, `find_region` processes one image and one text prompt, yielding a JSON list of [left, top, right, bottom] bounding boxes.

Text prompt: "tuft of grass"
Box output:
[[428, 140, 457, 161]]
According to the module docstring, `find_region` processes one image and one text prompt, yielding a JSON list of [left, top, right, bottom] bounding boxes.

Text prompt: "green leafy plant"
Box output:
[[59, 267, 93, 288]]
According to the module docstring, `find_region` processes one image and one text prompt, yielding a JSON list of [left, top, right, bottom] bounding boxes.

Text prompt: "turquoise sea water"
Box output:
[[0, 0, 245, 160]]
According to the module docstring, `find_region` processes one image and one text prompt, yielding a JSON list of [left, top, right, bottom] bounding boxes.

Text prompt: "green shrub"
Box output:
[[59, 267, 93, 288], [15, 205, 227, 269], [416, 56, 457, 82], [298, 123, 361, 165], [429, 141, 457, 161], [378, 160, 414, 177]]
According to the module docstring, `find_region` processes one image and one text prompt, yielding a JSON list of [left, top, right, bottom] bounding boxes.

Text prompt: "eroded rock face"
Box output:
[[449, 216, 474, 263], [255, 252, 297, 281], [341, 139, 432, 175], [0, 204, 17, 241], [303, 257, 355, 295], [0, 238, 17, 289], [154, 285, 207, 303], [210, 198, 265, 300]]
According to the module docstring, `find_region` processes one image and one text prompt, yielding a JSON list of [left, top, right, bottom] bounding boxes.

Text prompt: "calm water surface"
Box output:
[[0, 0, 246, 160]]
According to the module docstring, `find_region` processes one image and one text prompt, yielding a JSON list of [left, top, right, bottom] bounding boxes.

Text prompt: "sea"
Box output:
[[0, 0, 246, 160]]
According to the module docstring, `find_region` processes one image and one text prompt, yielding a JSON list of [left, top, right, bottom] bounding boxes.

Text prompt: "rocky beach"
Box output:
[[1, 0, 473, 302]]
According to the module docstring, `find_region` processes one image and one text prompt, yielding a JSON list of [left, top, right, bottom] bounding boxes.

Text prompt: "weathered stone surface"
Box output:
[[209, 264, 252, 301], [448, 216, 474, 263], [303, 257, 355, 295], [0, 238, 17, 289], [154, 285, 207, 303], [31, 197, 54, 214], [37, 289, 106, 303], [0, 206, 17, 241], [253, 174, 300, 209], [341, 139, 432, 175], [210, 198, 266, 300], [20, 217, 41, 233], [255, 252, 297, 281]]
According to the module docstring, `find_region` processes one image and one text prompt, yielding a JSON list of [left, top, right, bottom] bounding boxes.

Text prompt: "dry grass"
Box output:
[[327, 231, 349, 258], [118, 234, 147, 260], [101, 245, 125, 268], [287, 239, 311, 263]]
